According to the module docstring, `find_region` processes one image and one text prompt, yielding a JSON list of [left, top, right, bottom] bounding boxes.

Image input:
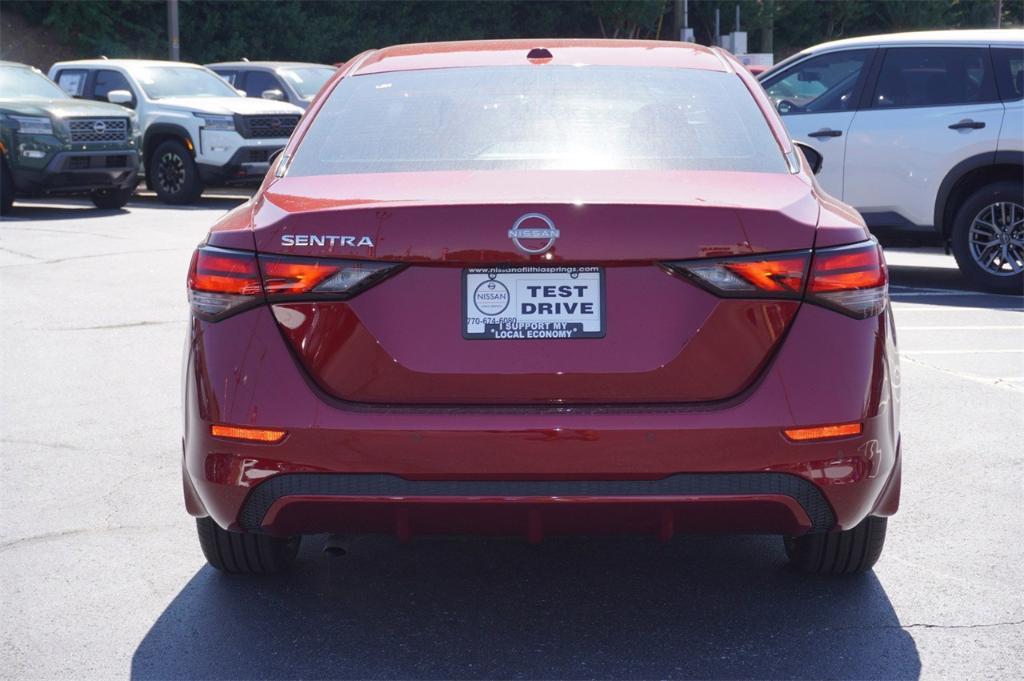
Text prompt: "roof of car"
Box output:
[[799, 28, 1024, 54], [351, 39, 730, 75], [206, 61, 333, 70], [50, 59, 208, 69], [0, 60, 32, 68]]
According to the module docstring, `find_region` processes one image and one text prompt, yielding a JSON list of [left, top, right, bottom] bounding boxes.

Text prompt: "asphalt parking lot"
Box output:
[[2, 196, 1022, 680]]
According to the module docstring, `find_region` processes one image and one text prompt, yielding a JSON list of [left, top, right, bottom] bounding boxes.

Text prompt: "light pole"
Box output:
[[167, 0, 180, 61]]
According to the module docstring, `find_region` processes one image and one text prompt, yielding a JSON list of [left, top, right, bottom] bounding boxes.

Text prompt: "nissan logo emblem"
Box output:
[[92, 121, 107, 134], [508, 213, 559, 255]]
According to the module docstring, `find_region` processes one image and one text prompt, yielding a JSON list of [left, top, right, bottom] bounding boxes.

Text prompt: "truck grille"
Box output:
[[236, 114, 300, 139], [68, 118, 129, 143]]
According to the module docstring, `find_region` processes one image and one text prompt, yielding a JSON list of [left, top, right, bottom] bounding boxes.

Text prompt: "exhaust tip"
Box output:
[[323, 534, 347, 557]]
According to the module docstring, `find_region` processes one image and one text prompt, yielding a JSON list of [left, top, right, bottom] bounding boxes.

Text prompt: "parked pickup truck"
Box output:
[[1, 61, 140, 214], [48, 59, 304, 204]]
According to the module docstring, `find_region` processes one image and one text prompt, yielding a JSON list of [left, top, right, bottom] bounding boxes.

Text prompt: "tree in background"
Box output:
[[3, 0, 1021, 66], [591, 1, 667, 39]]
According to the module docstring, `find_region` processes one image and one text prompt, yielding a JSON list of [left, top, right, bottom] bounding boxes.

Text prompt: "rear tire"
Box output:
[[149, 140, 203, 205], [196, 516, 300, 575], [784, 516, 887, 575], [950, 181, 1024, 295], [1, 158, 15, 215], [90, 185, 135, 210]]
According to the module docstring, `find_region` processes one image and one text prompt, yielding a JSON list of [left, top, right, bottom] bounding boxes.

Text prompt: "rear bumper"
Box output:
[[183, 302, 902, 539], [241, 473, 835, 539]]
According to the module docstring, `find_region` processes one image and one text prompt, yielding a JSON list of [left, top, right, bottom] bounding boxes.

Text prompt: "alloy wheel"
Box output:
[[968, 201, 1024, 276], [157, 152, 186, 195]]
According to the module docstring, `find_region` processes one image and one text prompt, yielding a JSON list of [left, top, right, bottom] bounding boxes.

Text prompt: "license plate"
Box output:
[[463, 266, 605, 340]]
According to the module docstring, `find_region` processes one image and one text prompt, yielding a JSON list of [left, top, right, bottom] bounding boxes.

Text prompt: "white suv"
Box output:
[[48, 59, 304, 204], [760, 30, 1023, 293]]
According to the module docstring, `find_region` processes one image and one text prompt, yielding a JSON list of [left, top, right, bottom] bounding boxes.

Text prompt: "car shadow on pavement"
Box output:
[[1, 203, 131, 221], [888, 262, 968, 291], [2, 195, 246, 220], [131, 534, 919, 680], [888, 263, 1023, 309]]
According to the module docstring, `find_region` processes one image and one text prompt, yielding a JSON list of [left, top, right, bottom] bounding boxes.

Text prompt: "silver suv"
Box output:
[[760, 30, 1023, 293]]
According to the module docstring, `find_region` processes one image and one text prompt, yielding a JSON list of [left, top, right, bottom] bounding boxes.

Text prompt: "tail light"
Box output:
[[807, 241, 888, 319], [259, 254, 395, 297], [668, 252, 809, 299], [187, 245, 400, 320], [187, 247, 262, 319], [665, 239, 887, 319]]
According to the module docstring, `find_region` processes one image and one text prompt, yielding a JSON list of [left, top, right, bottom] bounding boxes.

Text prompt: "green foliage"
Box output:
[[591, 1, 667, 39], [4, 0, 1020, 65]]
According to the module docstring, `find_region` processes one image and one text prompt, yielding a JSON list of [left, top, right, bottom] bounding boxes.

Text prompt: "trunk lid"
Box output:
[[255, 170, 818, 405]]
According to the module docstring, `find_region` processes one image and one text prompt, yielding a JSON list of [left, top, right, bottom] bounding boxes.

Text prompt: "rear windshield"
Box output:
[[287, 66, 786, 176]]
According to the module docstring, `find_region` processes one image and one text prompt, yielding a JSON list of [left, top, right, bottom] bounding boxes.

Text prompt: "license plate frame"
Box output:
[[462, 265, 606, 340]]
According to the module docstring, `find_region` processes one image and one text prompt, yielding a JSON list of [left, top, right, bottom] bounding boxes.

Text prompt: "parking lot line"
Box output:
[[891, 291, 994, 297], [893, 307, 1024, 312], [898, 325, 1024, 330], [900, 349, 1024, 354]]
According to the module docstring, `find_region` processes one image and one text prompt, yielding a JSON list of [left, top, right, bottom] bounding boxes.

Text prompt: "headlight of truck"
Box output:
[[10, 115, 54, 135], [194, 113, 235, 131]]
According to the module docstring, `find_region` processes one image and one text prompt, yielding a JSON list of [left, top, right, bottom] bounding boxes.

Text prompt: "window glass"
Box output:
[[763, 50, 870, 114], [992, 47, 1024, 101], [872, 47, 997, 108], [128, 66, 237, 99], [91, 69, 134, 104], [242, 71, 281, 98], [288, 66, 787, 176], [212, 70, 238, 86], [56, 69, 88, 97], [280, 67, 335, 99], [0, 65, 69, 99]]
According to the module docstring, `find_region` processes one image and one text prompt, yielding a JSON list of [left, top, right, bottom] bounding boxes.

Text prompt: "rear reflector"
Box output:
[[665, 239, 888, 319], [187, 245, 400, 321], [783, 422, 862, 442], [210, 424, 287, 443]]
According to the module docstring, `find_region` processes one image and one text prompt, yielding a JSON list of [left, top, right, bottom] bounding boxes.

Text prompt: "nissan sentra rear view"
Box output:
[[182, 40, 900, 576]]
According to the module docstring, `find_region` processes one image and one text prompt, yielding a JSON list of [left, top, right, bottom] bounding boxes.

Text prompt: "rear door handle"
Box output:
[[948, 120, 986, 130], [808, 129, 843, 138]]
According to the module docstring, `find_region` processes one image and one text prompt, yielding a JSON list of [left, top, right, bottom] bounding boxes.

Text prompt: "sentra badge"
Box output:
[[281, 234, 375, 248]]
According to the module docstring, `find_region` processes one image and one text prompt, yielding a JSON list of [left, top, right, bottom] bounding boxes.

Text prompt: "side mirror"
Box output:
[[107, 90, 134, 107], [261, 89, 286, 102], [793, 141, 823, 175], [775, 99, 795, 115]]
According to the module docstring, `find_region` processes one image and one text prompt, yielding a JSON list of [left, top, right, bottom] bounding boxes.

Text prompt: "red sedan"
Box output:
[[183, 39, 900, 575]]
